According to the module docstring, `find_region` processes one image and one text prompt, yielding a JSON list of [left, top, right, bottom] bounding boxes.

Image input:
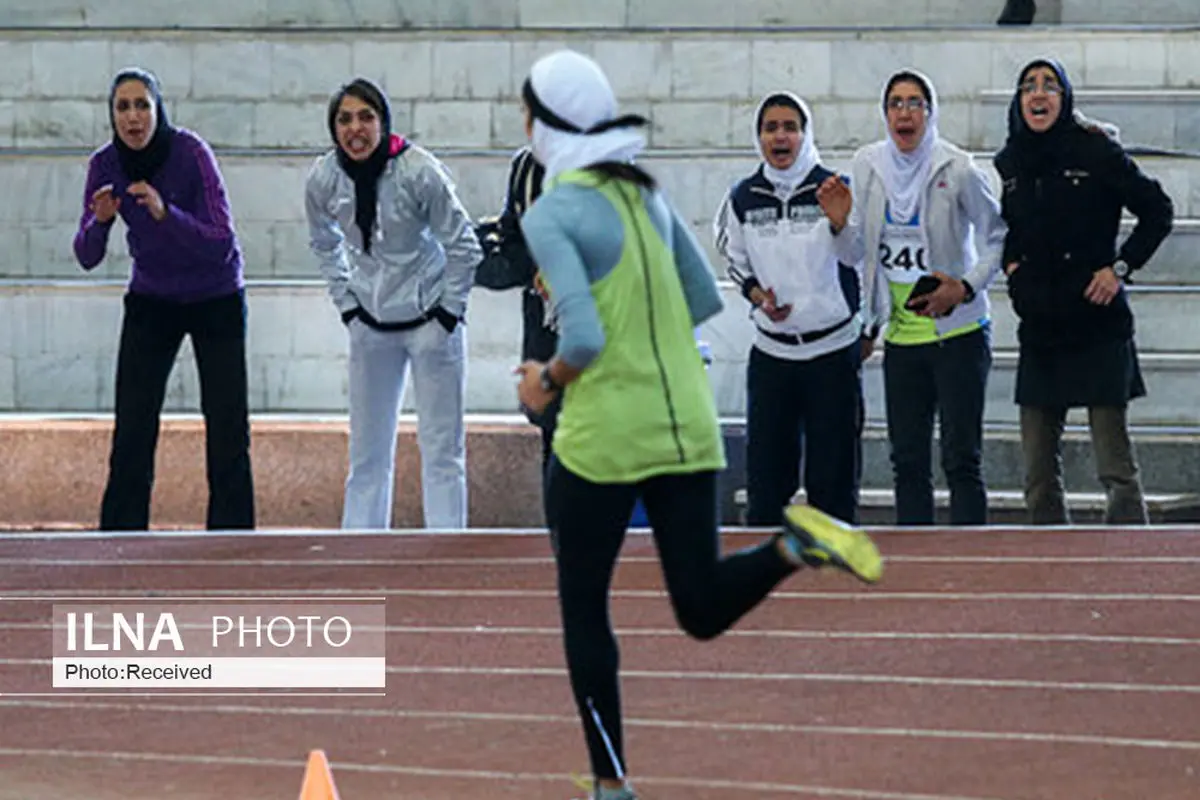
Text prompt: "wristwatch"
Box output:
[[540, 365, 561, 394], [1112, 259, 1131, 280]]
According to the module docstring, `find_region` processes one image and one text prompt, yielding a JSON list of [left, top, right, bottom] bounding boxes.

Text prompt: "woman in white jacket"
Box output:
[[305, 78, 482, 530], [822, 69, 1006, 526]]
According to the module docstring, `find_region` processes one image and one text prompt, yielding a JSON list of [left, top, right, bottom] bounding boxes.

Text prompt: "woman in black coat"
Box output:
[[994, 58, 1174, 525]]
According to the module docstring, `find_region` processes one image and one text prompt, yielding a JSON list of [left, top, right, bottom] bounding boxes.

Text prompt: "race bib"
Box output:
[[879, 218, 928, 286]]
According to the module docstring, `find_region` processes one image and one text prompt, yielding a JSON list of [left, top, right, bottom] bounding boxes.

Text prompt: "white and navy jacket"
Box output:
[[714, 164, 863, 361]]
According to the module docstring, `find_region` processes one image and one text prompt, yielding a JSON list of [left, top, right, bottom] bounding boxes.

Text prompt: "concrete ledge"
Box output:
[[735, 488, 1200, 525], [4, 413, 1198, 530], [0, 414, 546, 530]]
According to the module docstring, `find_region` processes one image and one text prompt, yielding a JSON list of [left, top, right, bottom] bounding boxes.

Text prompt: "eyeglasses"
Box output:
[[1019, 80, 1063, 96], [886, 97, 928, 113]]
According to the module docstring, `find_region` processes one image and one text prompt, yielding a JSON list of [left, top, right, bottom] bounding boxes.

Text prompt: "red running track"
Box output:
[[0, 526, 1199, 800]]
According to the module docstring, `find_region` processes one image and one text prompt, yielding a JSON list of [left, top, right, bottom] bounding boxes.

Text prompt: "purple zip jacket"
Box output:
[[73, 127, 245, 303]]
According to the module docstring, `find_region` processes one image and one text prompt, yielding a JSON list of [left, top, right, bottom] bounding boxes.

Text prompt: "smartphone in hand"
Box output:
[[905, 274, 942, 310]]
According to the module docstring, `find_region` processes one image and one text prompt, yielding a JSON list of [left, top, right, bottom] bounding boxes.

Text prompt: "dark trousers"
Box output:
[[883, 327, 991, 526], [1020, 405, 1148, 525], [99, 291, 255, 530], [744, 342, 862, 526], [546, 459, 794, 780]]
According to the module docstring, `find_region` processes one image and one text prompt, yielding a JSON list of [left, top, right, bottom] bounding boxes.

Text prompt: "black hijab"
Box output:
[[328, 78, 403, 254], [1003, 58, 1080, 176], [109, 68, 174, 183]]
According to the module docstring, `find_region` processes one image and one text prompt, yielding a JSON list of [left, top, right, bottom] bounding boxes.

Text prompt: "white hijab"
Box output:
[[524, 50, 647, 183], [869, 69, 941, 224], [754, 91, 821, 200]]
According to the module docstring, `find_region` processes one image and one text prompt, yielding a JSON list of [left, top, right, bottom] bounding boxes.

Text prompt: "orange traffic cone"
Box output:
[[298, 749, 341, 800]]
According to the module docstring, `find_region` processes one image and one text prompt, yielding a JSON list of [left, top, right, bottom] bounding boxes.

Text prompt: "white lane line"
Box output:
[[1, 700, 1196, 752], [3, 621, 1196, 646], [0, 528, 552, 540], [890, 556, 1200, 564], [1, 525, 1197, 541], [384, 665, 1200, 694], [1, 558, 565, 566], [384, 626, 1200, 646], [2, 588, 1200, 601], [3, 659, 1196, 694], [0, 747, 1003, 800], [0, 555, 1197, 566]]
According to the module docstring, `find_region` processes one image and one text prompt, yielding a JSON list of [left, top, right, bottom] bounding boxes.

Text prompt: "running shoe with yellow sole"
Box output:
[[782, 504, 883, 584]]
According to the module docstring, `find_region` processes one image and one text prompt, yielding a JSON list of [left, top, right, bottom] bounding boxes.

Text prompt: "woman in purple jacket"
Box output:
[[73, 68, 254, 531]]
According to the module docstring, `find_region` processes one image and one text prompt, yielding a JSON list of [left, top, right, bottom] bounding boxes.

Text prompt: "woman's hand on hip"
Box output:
[[1085, 266, 1121, 306]]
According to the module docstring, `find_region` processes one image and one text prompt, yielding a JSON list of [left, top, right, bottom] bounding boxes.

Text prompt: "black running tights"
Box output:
[[545, 458, 795, 780]]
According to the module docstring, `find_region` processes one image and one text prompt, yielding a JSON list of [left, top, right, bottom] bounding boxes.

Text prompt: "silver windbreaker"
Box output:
[[304, 142, 483, 323]]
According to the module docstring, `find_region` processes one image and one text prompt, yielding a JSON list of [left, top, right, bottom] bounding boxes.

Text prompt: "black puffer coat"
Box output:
[[994, 59, 1173, 407]]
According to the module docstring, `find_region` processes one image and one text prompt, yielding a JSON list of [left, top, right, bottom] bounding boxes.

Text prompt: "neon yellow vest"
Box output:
[[880, 207, 982, 346], [547, 170, 726, 484]]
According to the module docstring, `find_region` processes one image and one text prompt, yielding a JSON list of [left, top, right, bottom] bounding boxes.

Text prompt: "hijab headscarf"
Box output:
[[109, 67, 174, 183], [1003, 58, 1080, 177], [328, 77, 407, 253], [521, 50, 648, 183], [753, 91, 820, 200], [869, 69, 940, 224]]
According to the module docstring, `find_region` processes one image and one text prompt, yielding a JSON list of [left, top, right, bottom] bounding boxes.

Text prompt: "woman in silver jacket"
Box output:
[[822, 69, 1006, 526], [304, 78, 483, 530]]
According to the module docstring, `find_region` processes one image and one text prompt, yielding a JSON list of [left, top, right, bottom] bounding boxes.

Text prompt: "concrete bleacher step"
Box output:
[[1062, 0, 1199, 25], [2, 150, 1199, 285], [733, 487, 1200, 525], [860, 349, 1200, 429], [6, 76, 1198, 157], [723, 421, 1200, 513], [3, 279, 1200, 426], [4, 0, 1196, 29], [971, 287, 1200, 353], [858, 423, 1200, 498], [979, 88, 1200, 152], [2, 28, 1198, 153]]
